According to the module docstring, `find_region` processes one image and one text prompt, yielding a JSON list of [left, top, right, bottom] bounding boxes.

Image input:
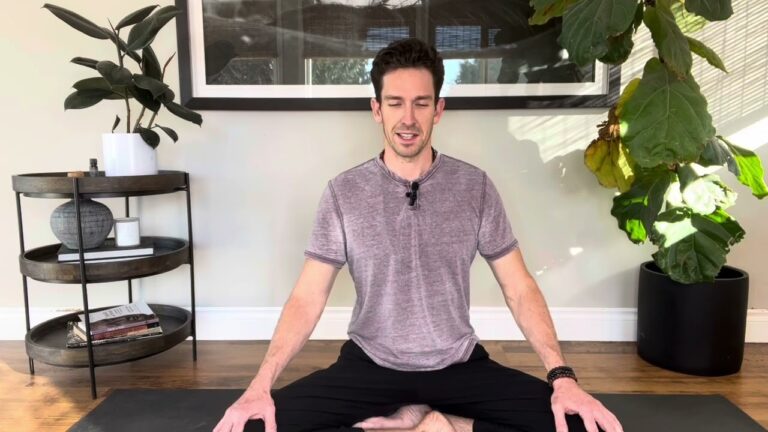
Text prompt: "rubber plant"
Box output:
[[43, 4, 203, 148], [530, 0, 767, 283]]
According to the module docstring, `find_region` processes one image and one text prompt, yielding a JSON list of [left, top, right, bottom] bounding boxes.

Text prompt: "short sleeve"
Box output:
[[478, 174, 518, 261], [304, 182, 347, 268]]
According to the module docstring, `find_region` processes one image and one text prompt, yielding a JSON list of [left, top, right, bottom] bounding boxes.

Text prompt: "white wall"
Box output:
[[1, 2, 766, 324]]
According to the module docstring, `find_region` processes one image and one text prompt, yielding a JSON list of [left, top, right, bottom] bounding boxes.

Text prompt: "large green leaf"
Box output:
[[71, 57, 99, 70], [142, 46, 163, 80], [126, 6, 180, 51], [718, 136, 768, 198], [155, 124, 179, 142], [558, 0, 638, 66], [644, 0, 692, 77], [671, 2, 708, 33], [686, 0, 733, 21], [163, 100, 203, 126], [598, 12, 636, 65], [42, 4, 109, 40], [619, 58, 714, 167], [677, 166, 736, 214], [651, 207, 743, 283], [96, 61, 133, 86], [136, 126, 160, 149], [529, 0, 578, 25], [129, 84, 161, 113], [116, 5, 159, 30], [64, 89, 111, 109], [687, 36, 727, 73], [611, 169, 675, 243], [133, 74, 169, 99], [73, 77, 111, 92], [698, 136, 738, 174]]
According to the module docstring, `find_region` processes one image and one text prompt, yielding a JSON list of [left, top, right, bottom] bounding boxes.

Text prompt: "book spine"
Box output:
[[90, 324, 162, 341], [83, 319, 160, 336]]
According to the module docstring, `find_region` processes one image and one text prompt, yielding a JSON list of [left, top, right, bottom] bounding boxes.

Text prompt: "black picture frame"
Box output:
[[175, 0, 620, 111]]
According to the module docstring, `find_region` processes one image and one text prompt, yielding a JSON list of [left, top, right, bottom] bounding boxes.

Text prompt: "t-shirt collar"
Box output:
[[374, 148, 442, 186]]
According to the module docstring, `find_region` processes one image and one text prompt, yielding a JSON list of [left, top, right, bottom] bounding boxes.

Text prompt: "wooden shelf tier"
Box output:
[[25, 304, 191, 368], [20, 237, 189, 283], [11, 170, 187, 198]]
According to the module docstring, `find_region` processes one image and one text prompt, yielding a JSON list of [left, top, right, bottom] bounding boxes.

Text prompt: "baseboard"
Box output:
[[2, 307, 767, 342]]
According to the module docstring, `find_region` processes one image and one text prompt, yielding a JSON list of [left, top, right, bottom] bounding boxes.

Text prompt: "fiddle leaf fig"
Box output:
[[529, 0, 578, 25], [611, 169, 675, 244], [685, 0, 733, 21], [688, 36, 728, 73], [718, 136, 768, 198], [558, 0, 638, 66], [585, 138, 635, 192], [672, 1, 708, 33], [620, 58, 714, 167], [677, 166, 736, 214], [644, 0, 692, 77], [651, 207, 744, 283]]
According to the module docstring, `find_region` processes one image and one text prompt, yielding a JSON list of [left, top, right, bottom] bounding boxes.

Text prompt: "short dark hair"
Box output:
[[370, 38, 445, 102]]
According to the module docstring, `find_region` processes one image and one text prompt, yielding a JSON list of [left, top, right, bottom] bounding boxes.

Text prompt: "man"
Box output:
[[215, 38, 622, 432]]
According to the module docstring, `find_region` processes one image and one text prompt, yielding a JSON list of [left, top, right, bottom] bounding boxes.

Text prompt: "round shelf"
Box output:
[[12, 170, 187, 198], [25, 304, 191, 368], [20, 236, 189, 283]]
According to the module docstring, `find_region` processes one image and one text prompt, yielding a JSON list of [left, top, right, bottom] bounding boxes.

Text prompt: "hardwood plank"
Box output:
[[0, 341, 765, 431]]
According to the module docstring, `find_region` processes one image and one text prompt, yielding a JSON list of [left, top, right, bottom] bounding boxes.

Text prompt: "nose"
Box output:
[[401, 104, 416, 126]]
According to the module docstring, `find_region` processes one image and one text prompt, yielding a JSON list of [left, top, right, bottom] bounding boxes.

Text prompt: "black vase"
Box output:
[[637, 261, 749, 376]]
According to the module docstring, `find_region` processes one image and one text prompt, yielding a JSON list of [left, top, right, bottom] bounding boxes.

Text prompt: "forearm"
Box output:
[[504, 279, 566, 371], [250, 295, 325, 390]]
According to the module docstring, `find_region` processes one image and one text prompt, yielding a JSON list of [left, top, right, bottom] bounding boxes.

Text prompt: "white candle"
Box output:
[[114, 217, 141, 247]]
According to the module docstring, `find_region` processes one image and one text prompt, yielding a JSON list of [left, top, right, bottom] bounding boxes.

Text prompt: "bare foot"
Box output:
[[353, 404, 432, 429], [413, 411, 456, 432]]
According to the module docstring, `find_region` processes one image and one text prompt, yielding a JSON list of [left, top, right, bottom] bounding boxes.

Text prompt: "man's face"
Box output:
[[371, 67, 445, 160]]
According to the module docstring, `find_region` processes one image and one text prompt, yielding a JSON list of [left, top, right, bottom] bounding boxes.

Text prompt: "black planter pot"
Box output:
[[637, 261, 749, 376]]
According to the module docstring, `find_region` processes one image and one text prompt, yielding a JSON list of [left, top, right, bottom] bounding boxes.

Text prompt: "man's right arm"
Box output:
[[214, 258, 340, 432]]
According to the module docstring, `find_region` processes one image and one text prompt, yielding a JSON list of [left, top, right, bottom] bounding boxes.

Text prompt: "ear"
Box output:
[[433, 98, 446, 125], [370, 97, 383, 124]]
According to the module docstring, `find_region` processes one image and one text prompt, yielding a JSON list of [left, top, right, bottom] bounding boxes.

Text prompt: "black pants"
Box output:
[[245, 340, 589, 432]]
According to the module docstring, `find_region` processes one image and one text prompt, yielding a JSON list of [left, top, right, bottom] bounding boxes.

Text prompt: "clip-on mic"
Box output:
[[406, 181, 419, 206]]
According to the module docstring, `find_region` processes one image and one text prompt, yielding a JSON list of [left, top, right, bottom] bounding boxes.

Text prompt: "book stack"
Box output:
[[57, 238, 154, 262], [66, 302, 163, 348]]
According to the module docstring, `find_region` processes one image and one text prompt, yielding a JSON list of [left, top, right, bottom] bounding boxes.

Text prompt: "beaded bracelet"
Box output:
[[546, 365, 577, 387]]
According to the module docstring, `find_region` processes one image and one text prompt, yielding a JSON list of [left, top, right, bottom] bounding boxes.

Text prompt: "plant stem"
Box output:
[[110, 23, 131, 133]]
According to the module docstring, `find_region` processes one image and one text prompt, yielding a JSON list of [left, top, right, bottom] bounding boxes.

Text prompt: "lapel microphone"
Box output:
[[406, 181, 419, 206]]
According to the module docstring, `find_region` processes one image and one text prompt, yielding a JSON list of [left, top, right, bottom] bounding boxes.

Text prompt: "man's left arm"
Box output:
[[488, 248, 623, 432]]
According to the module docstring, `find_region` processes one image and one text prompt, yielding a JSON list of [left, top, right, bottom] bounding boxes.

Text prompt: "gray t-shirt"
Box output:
[[305, 152, 518, 371]]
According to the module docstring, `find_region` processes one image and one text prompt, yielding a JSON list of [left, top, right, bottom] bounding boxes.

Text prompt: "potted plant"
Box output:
[[530, 0, 766, 375], [44, 3, 203, 176]]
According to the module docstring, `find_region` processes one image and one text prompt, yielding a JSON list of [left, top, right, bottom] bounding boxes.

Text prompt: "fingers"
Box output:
[[552, 404, 569, 432], [594, 408, 623, 432], [263, 411, 278, 432], [580, 412, 598, 432]]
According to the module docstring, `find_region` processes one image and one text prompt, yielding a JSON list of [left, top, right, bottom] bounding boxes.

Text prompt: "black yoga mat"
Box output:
[[68, 389, 766, 432]]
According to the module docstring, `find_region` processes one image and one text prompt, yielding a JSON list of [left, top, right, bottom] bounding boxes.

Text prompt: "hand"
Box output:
[[213, 386, 277, 432], [550, 379, 622, 432]]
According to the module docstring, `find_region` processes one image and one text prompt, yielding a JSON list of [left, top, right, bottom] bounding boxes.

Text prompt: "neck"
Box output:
[[381, 147, 435, 181]]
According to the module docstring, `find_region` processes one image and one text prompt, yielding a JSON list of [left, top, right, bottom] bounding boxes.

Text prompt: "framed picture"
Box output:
[[175, 0, 620, 110]]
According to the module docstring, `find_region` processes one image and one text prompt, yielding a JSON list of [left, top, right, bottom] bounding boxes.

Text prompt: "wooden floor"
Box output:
[[0, 340, 766, 431]]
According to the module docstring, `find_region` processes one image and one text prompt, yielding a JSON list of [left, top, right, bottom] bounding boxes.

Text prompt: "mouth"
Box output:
[[395, 132, 420, 144]]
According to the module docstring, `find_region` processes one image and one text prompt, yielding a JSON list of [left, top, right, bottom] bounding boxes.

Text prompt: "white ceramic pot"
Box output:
[[102, 133, 158, 176]]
